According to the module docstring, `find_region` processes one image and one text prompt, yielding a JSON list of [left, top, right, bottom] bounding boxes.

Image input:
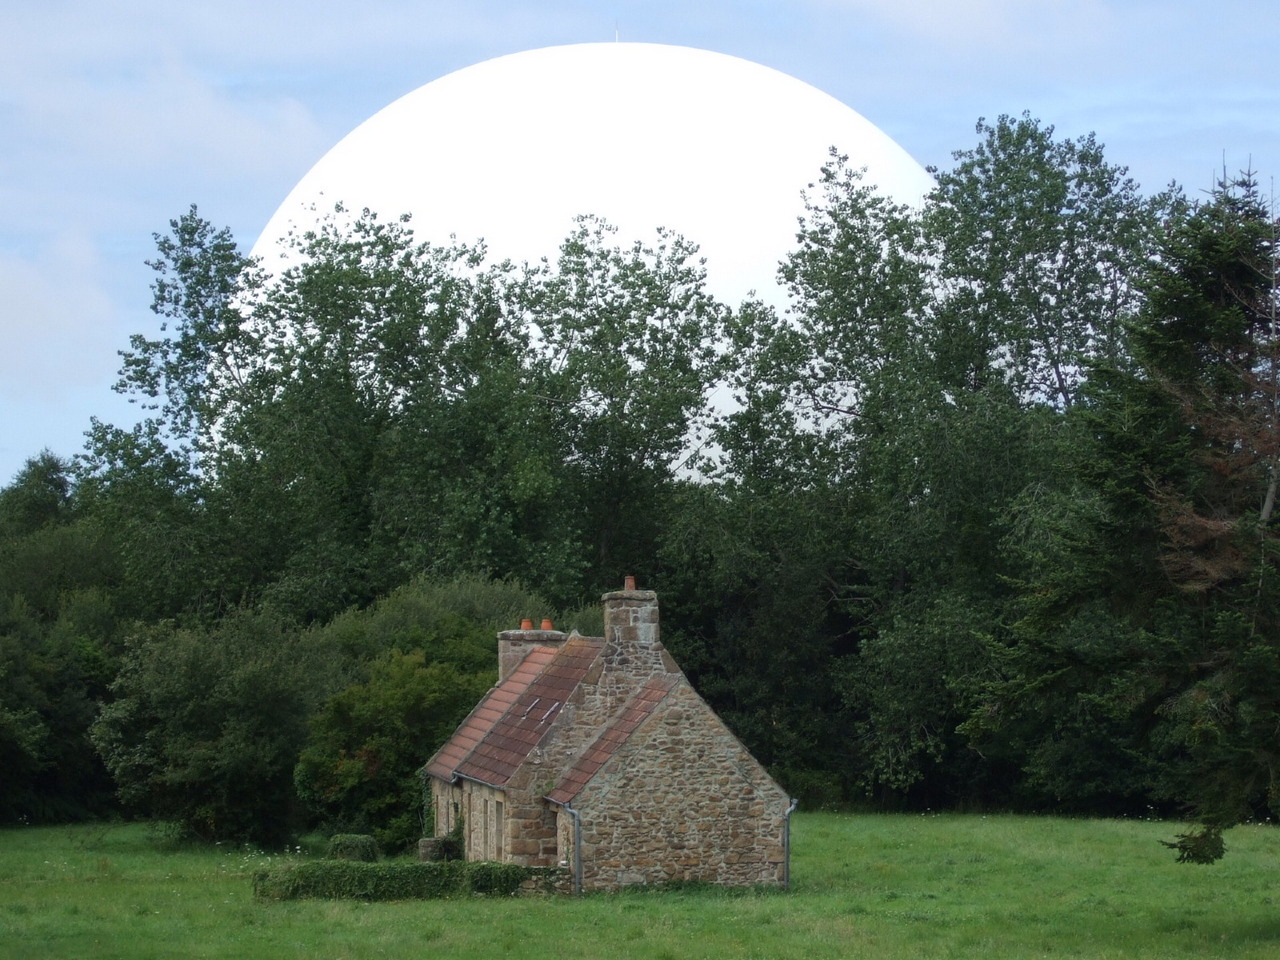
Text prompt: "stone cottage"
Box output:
[[423, 578, 796, 892]]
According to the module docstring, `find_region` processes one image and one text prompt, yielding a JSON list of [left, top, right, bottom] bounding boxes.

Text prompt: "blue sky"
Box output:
[[2, 0, 1277, 485]]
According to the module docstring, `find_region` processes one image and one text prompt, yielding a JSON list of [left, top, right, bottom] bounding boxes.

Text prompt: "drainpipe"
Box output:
[[783, 798, 799, 890], [564, 801, 584, 894]]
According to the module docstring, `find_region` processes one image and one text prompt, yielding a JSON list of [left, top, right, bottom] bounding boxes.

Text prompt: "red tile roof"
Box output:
[[546, 673, 679, 805], [429, 635, 606, 788], [423, 644, 559, 782]]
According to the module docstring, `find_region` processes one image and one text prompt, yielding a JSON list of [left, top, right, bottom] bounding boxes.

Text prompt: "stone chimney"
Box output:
[[498, 619, 567, 682], [560, 577, 685, 747], [601, 576, 679, 682]]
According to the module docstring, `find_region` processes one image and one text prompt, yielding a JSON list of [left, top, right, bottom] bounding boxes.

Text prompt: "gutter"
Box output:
[[783, 798, 799, 890]]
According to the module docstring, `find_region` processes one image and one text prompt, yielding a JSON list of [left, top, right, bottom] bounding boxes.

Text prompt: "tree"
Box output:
[[719, 119, 1166, 805], [526, 217, 732, 588], [657, 476, 864, 807], [207, 210, 510, 617], [1123, 175, 1280, 859], [118, 205, 260, 467], [294, 649, 489, 851], [293, 575, 549, 848], [970, 174, 1280, 852], [87, 204, 736, 621], [76, 206, 257, 620], [0, 455, 120, 823], [91, 610, 340, 844], [0, 451, 73, 539], [926, 113, 1161, 407]]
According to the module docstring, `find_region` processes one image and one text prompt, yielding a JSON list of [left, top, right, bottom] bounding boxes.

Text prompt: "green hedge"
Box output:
[[252, 859, 560, 901]]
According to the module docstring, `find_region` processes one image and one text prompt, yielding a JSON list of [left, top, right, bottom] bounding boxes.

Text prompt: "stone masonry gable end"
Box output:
[[546, 673, 679, 805], [564, 680, 791, 889]]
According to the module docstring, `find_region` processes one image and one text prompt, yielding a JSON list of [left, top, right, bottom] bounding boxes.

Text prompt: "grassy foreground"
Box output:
[[1, 813, 1277, 959]]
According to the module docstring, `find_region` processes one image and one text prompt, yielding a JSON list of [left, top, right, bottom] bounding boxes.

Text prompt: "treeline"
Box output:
[[2, 114, 1277, 861]]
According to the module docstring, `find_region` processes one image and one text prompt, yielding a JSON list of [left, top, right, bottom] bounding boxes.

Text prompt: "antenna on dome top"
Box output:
[[615, 21, 620, 42]]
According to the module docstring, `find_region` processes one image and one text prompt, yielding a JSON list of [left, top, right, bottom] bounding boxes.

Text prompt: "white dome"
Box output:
[[252, 42, 933, 307]]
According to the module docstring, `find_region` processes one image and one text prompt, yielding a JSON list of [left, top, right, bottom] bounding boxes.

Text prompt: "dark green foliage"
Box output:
[[125, 204, 258, 456], [84, 206, 730, 621], [252, 858, 550, 900], [969, 174, 1280, 850], [847, 592, 999, 800], [0, 454, 120, 824], [91, 610, 342, 845], [74, 420, 211, 620], [293, 576, 540, 849], [530, 217, 732, 587], [0, 451, 73, 539], [926, 113, 1160, 406], [0, 590, 120, 823], [253, 858, 463, 900], [656, 480, 862, 806], [0, 453, 114, 622], [314, 574, 537, 668], [12, 116, 1279, 868], [327, 834, 379, 861], [727, 118, 1164, 807], [429, 815, 466, 862], [467, 860, 546, 895], [294, 649, 490, 851], [1162, 826, 1227, 864], [1108, 176, 1280, 852]]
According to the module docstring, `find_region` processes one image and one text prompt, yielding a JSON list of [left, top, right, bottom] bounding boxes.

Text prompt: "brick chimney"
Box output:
[[498, 620, 567, 682]]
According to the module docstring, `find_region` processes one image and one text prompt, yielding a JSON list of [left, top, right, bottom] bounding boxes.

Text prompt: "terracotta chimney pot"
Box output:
[[541, 618, 554, 631], [624, 575, 637, 591], [520, 618, 533, 631]]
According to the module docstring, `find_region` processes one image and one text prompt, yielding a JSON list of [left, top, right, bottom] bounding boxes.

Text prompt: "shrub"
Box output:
[[294, 649, 490, 852], [252, 859, 560, 901], [467, 860, 536, 895], [91, 610, 341, 845], [328, 834, 378, 861], [416, 811, 465, 861]]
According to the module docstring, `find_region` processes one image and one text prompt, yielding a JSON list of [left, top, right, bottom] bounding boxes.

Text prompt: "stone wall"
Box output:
[[565, 682, 790, 890], [499, 589, 687, 875], [597, 588, 678, 715], [430, 778, 507, 862], [497, 762, 561, 867]]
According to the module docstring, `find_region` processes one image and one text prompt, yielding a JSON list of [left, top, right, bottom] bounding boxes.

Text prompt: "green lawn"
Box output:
[[1, 813, 1277, 959]]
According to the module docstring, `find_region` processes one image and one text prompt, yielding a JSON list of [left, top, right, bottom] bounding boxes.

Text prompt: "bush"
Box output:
[[252, 859, 560, 901], [91, 610, 342, 845], [466, 860, 537, 895], [294, 649, 490, 852], [328, 834, 378, 861]]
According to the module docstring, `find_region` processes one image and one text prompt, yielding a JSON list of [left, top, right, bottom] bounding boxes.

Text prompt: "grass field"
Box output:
[[1, 813, 1277, 959]]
